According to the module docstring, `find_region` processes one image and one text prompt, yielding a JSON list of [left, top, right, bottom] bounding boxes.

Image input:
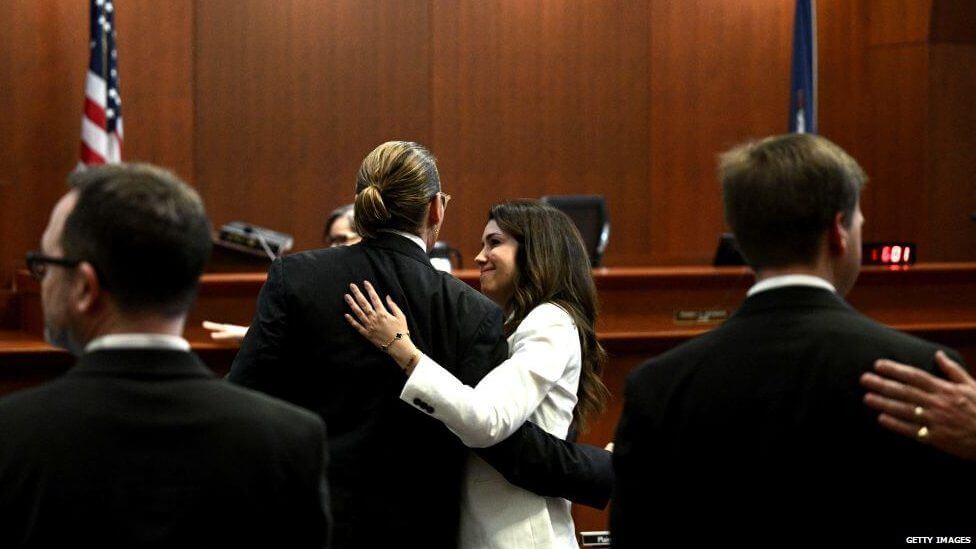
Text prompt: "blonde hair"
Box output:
[[354, 141, 441, 239]]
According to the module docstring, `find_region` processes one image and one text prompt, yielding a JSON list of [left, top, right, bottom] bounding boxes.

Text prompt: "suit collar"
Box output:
[[734, 285, 853, 318], [68, 349, 215, 380], [363, 232, 432, 266]]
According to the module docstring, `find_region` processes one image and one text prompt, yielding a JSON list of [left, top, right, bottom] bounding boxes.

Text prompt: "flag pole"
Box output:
[[811, 0, 818, 132], [100, 4, 109, 98]]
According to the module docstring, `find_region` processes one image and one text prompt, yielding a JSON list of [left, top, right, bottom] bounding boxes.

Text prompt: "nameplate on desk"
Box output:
[[580, 531, 611, 546], [673, 309, 729, 324]]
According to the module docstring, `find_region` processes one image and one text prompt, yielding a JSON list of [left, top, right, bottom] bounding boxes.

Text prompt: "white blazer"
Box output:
[[401, 303, 582, 549]]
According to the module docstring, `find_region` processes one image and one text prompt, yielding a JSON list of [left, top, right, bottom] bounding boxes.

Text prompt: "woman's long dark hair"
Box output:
[[489, 200, 609, 432]]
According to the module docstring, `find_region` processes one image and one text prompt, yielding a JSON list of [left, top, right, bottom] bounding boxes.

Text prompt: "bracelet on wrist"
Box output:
[[380, 331, 410, 353]]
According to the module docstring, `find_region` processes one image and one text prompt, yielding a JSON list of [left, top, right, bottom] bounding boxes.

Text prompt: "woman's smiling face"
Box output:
[[475, 219, 519, 307]]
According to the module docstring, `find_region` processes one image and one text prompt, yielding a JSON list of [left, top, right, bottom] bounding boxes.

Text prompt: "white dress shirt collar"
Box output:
[[379, 229, 429, 255], [746, 274, 836, 297], [85, 333, 192, 353]]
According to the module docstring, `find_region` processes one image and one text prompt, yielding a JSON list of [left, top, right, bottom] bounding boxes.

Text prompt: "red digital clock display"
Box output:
[[862, 242, 916, 266]]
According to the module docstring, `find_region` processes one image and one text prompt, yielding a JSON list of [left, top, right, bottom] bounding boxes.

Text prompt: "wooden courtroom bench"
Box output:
[[3, 262, 975, 534]]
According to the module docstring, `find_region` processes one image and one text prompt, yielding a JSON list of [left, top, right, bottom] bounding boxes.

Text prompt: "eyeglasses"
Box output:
[[25, 250, 81, 281], [438, 192, 452, 207]]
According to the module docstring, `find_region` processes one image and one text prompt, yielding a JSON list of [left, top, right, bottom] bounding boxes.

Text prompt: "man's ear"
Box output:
[[71, 262, 102, 315], [827, 211, 848, 257], [426, 195, 443, 228]]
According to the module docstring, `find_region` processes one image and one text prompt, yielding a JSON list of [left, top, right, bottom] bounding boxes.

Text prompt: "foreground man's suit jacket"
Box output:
[[230, 233, 611, 549], [0, 349, 331, 548], [612, 286, 974, 547]]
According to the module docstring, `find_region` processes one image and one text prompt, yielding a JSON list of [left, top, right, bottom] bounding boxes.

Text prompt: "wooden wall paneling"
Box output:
[[429, 1, 652, 267], [0, 2, 10, 193], [930, 0, 976, 43], [114, 0, 195, 181], [817, 0, 869, 154], [0, 1, 88, 286], [859, 44, 930, 248], [648, 0, 794, 265], [193, 0, 432, 255], [1, 0, 973, 316], [926, 43, 976, 260], [0, 2, 12, 314], [861, 1, 932, 253], [866, 0, 931, 46]]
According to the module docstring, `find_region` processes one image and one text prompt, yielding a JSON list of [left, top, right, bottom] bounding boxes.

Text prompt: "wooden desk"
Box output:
[[12, 263, 975, 350], [3, 263, 976, 534]]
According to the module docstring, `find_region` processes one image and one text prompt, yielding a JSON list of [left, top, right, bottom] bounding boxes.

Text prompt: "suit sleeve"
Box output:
[[227, 258, 291, 396], [451, 306, 612, 509], [475, 424, 614, 509], [400, 311, 577, 448]]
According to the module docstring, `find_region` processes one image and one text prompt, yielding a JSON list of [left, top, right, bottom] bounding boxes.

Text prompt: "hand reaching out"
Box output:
[[202, 321, 248, 344]]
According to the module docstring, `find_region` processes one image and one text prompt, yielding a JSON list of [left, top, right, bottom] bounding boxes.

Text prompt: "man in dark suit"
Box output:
[[611, 134, 973, 546], [0, 164, 330, 548], [230, 141, 611, 548]]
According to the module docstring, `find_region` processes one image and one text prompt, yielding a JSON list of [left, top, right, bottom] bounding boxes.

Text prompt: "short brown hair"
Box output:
[[64, 163, 212, 316], [353, 141, 440, 239], [720, 134, 867, 268]]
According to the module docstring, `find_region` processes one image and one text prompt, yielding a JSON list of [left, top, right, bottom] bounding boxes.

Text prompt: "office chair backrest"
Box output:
[[540, 195, 610, 267]]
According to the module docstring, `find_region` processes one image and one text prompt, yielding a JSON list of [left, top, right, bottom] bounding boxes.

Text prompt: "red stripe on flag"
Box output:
[[80, 141, 106, 166], [84, 97, 107, 128]]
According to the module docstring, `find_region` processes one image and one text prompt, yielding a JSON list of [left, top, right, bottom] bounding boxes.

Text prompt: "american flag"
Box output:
[[80, 0, 123, 166]]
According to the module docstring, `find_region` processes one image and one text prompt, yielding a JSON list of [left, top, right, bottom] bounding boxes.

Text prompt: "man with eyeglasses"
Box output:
[[1, 164, 330, 547]]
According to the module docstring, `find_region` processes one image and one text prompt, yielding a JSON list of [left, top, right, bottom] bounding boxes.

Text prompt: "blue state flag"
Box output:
[[789, 0, 816, 134]]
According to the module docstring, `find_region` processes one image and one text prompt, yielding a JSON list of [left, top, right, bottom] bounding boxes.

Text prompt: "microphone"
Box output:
[[217, 222, 293, 260]]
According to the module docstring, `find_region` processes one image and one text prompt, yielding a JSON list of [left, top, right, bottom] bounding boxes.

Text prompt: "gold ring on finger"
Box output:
[[916, 426, 929, 441], [914, 406, 924, 418]]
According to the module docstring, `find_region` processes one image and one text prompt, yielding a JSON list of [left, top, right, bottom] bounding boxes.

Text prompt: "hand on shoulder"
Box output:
[[861, 351, 976, 461]]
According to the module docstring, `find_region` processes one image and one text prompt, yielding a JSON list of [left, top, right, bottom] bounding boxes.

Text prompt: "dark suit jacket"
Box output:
[[229, 233, 611, 548], [0, 349, 330, 549], [611, 286, 974, 547]]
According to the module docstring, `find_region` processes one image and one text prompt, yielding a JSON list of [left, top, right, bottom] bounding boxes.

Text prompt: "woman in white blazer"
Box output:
[[344, 200, 609, 549]]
